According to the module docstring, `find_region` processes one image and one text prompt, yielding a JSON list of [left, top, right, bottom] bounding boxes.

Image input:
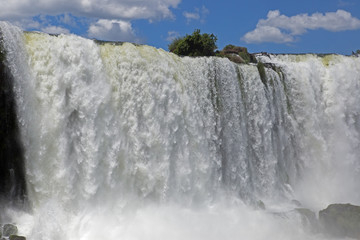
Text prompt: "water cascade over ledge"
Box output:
[[1, 22, 360, 240]]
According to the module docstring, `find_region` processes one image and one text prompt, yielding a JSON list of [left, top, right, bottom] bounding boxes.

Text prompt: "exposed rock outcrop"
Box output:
[[0, 223, 26, 240], [295, 208, 318, 233], [9, 235, 26, 240], [216, 45, 257, 64], [319, 203, 360, 239], [0, 34, 27, 207]]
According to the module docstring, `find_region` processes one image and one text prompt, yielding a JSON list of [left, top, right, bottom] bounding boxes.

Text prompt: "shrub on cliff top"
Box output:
[[168, 29, 217, 57]]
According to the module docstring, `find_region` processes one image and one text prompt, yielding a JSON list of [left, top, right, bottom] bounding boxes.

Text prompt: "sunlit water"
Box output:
[[1, 22, 360, 240]]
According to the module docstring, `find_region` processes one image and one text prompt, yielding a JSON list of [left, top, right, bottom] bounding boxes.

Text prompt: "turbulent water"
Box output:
[[1, 22, 360, 240]]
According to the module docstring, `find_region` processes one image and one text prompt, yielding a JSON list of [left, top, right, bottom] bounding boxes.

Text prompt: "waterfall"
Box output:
[[1, 22, 360, 240]]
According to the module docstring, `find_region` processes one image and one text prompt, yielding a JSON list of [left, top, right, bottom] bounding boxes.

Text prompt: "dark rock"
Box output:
[[0, 34, 27, 207], [270, 208, 318, 233], [319, 203, 360, 239], [9, 235, 26, 240], [256, 200, 266, 210], [295, 208, 318, 232], [257, 62, 267, 86], [94, 39, 125, 46], [291, 199, 302, 207], [222, 45, 248, 55], [2, 224, 18, 237], [258, 52, 271, 58], [216, 45, 257, 64], [226, 54, 246, 64]]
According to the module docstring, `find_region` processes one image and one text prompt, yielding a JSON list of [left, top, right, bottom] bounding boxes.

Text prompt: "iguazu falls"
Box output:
[[1, 21, 360, 240]]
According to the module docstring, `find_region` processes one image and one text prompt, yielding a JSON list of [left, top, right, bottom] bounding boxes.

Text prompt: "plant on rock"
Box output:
[[168, 29, 217, 57]]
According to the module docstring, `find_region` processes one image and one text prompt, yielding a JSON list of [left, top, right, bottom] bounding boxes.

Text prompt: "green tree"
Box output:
[[168, 37, 183, 53], [168, 29, 217, 57]]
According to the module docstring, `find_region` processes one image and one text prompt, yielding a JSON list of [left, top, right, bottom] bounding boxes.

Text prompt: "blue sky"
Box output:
[[1, 0, 360, 54]]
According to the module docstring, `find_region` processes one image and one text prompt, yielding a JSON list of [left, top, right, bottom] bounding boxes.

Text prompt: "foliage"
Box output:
[[168, 37, 183, 53], [257, 62, 267, 86], [168, 29, 217, 57], [351, 49, 360, 56]]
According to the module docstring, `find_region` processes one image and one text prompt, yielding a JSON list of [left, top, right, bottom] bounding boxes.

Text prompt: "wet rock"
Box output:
[[319, 203, 360, 239], [291, 199, 302, 207], [226, 53, 246, 64], [2, 224, 18, 237], [295, 208, 318, 232], [255, 200, 266, 210], [216, 45, 257, 64], [9, 235, 26, 240]]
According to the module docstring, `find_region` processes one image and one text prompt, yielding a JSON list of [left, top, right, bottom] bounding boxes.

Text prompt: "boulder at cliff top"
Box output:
[[319, 203, 360, 239], [216, 45, 257, 64]]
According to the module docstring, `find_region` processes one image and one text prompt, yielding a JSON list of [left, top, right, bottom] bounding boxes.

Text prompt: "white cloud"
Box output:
[[41, 25, 70, 34], [166, 31, 180, 41], [12, 19, 41, 29], [0, 0, 181, 21], [243, 26, 294, 44], [242, 9, 360, 44], [183, 12, 200, 21], [0, 0, 182, 43], [58, 13, 77, 26], [183, 5, 209, 23], [88, 19, 139, 43]]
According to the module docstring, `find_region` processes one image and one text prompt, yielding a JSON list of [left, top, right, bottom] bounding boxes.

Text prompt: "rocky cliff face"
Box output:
[[0, 35, 27, 208]]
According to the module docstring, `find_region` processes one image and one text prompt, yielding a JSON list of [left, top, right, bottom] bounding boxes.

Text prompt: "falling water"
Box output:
[[1, 22, 360, 240]]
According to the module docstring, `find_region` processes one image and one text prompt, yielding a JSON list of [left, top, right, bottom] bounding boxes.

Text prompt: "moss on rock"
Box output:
[[257, 62, 267, 87], [9, 235, 26, 240], [3, 224, 18, 237], [216, 45, 257, 64]]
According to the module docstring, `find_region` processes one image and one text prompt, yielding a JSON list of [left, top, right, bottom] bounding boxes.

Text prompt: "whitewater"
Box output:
[[1, 21, 360, 240]]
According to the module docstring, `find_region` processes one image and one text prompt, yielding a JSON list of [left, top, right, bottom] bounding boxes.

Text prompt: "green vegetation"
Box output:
[[352, 49, 360, 55], [9, 235, 26, 240], [257, 62, 267, 86], [168, 30, 258, 64], [168, 37, 183, 53], [168, 29, 217, 57]]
